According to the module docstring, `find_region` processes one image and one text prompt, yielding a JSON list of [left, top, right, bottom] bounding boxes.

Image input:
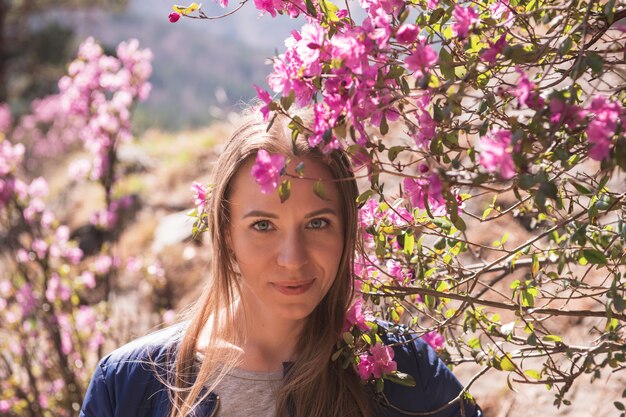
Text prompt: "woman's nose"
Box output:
[[276, 231, 308, 269]]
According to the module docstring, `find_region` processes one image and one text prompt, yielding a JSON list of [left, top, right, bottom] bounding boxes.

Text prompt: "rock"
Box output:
[[151, 210, 194, 253]]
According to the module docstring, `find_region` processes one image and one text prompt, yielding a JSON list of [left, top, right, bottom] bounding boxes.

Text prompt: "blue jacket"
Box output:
[[80, 324, 482, 417]]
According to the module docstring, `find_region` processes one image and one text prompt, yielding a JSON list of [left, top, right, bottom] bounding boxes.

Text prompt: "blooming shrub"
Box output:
[[0, 37, 153, 416], [182, 0, 626, 410]]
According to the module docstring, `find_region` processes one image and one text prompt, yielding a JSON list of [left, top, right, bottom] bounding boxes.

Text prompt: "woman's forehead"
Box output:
[[228, 156, 343, 214]]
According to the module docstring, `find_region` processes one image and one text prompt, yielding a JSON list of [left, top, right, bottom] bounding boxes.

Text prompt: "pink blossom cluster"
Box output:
[[263, 11, 438, 150], [90, 195, 134, 230], [511, 68, 544, 110], [253, 0, 305, 18], [403, 172, 450, 216], [358, 198, 414, 254], [545, 94, 624, 161], [585, 96, 623, 161], [452, 5, 479, 39], [251, 149, 286, 193], [422, 330, 445, 350], [0, 38, 148, 415], [14, 37, 152, 180], [343, 298, 374, 332], [411, 94, 437, 148], [356, 342, 397, 380], [191, 181, 209, 208], [480, 34, 507, 64], [479, 129, 516, 179]]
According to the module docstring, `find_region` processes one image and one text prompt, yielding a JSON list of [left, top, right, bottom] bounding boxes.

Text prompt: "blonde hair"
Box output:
[[169, 111, 376, 417]]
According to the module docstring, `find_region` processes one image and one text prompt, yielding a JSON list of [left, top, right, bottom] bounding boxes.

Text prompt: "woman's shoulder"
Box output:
[[377, 321, 483, 417], [80, 325, 185, 417], [100, 324, 184, 369]]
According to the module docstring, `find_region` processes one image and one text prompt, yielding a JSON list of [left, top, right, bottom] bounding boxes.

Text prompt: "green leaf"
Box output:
[[380, 114, 389, 135], [432, 217, 452, 233], [305, 0, 318, 17], [582, 249, 608, 266], [498, 354, 516, 372], [280, 91, 295, 111], [524, 369, 541, 380], [439, 48, 455, 81], [428, 7, 445, 24], [331, 347, 344, 362], [388, 146, 405, 162], [374, 378, 385, 393], [451, 215, 466, 232], [542, 334, 562, 343], [357, 189, 375, 204], [384, 371, 417, 387], [385, 65, 405, 79], [278, 179, 291, 203], [402, 232, 415, 255], [615, 402, 625, 411], [586, 52, 604, 75], [313, 180, 330, 201], [570, 180, 591, 195]]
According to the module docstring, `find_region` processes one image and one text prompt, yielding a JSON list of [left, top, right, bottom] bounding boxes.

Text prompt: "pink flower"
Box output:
[[427, 0, 438, 9], [0, 141, 25, 176], [0, 399, 11, 413], [297, 23, 326, 65], [479, 129, 516, 179], [32, 239, 48, 259], [396, 24, 419, 44], [422, 331, 445, 350], [480, 34, 507, 64], [28, 177, 48, 199], [386, 259, 406, 284], [253, 0, 278, 17], [253, 84, 273, 122], [191, 181, 208, 208], [549, 98, 585, 129], [413, 94, 436, 147], [168, 12, 181, 22], [357, 343, 397, 380], [343, 298, 371, 332], [94, 255, 113, 274], [586, 96, 621, 161], [511, 68, 544, 109], [453, 5, 479, 39], [250, 149, 286, 194], [404, 40, 438, 78], [490, 0, 513, 27], [403, 173, 447, 216], [80, 271, 96, 289], [16, 284, 37, 317]]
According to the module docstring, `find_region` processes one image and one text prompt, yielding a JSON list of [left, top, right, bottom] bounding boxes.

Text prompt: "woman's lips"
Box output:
[[271, 279, 315, 295]]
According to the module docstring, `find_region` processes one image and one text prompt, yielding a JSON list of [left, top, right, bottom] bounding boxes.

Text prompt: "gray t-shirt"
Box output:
[[196, 354, 283, 417]]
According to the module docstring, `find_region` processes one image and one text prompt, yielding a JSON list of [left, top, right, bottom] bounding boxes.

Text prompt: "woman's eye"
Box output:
[[252, 220, 273, 232], [308, 218, 329, 229]]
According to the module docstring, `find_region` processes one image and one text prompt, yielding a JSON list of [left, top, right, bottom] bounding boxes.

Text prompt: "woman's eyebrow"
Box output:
[[243, 210, 279, 219], [304, 208, 338, 218], [242, 208, 338, 219]]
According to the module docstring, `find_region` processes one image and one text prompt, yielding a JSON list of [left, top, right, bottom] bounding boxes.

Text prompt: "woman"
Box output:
[[79, 112, 482, 417]]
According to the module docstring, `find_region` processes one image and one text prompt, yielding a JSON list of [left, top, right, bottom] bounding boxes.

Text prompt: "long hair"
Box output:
[[169, 110, 376, 417]]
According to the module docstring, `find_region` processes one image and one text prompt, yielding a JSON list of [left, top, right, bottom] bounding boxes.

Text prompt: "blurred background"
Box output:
[[2, 0, 301, 132]]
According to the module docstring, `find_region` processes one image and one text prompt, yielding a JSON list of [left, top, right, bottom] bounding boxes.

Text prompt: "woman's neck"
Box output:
[[235, 300, 304, 372]]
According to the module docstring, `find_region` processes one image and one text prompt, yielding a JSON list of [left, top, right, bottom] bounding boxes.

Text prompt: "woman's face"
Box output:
[[227, 155, 345, 323]]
